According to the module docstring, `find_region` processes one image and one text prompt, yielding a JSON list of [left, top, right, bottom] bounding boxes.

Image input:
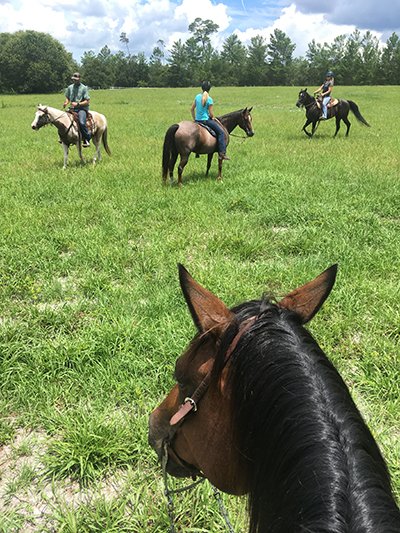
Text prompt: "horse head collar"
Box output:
[[241, 107, 254, 137], [296, 89, 308, 108], [32, 105, 50, 130]]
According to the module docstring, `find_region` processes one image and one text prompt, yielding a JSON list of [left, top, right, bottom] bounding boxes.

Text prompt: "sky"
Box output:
[[1, 0, 399, 64]]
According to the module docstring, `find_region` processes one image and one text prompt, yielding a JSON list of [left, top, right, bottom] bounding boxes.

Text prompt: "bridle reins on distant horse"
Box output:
[[38, 108, 80, 142], [161, 313, 263, 533]]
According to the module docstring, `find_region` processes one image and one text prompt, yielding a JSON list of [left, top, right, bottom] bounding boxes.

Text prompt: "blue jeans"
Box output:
[[77, 109, 91, 141], [322, 96, 331, 119], [197, 119, 227, 153]]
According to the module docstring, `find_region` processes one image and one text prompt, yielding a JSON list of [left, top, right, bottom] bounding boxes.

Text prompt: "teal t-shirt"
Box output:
[[195, 93, 213, 120], [65, 83, 90, 111]]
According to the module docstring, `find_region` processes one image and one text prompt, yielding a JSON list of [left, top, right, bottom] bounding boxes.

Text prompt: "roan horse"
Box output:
[[149, 265, 400, 533], [31, 105, 111, 169], [296, 89, 370, 138], [162, 108, 254, 185]]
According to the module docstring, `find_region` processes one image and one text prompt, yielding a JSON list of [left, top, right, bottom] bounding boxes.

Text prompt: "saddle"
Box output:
[[197, 122, 217, 138], [68, 109, 94, 134], [316, 97, 339, 109]]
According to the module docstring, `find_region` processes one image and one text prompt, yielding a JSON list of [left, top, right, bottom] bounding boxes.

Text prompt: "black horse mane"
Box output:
[[212, 299, 400, 533], [217, 109, 245, 120]]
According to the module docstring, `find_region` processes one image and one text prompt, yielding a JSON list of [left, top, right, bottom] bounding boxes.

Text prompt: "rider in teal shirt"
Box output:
[[190, 81, 230, 160]]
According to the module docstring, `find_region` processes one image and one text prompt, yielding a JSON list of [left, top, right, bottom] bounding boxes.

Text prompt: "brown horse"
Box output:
[[296, 89, 370, 138], [31, 105, 111, 169], [149, 265, 400, 532], [162, 108, 254, 185]]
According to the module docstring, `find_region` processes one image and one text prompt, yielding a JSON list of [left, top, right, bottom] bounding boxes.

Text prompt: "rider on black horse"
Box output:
[[314, 71, 334, 120]]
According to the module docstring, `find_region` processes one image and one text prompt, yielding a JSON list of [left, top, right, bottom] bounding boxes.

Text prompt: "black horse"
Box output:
[[296, 88, 370, 138]]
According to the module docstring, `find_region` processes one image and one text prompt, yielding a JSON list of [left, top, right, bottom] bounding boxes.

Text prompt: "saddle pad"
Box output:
[[198, 122, 216, 137], [316, 98, 338, 109]]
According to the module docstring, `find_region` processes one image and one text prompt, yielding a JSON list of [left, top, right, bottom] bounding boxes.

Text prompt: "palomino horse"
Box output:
[[162, 108, 254, 185], [149, 265, 400, 532], [296, 89, 370, 138], [31, 105, 111, 169]]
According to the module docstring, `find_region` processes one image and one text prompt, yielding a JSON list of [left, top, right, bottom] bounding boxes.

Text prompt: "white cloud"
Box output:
[[174, 0, 231, 30], [233, 3, 381, 57], [0, 0, 393, 63], [0, 0, 67, 36]]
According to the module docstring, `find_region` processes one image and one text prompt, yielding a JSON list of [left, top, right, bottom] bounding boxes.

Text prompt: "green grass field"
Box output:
[[0, 86, 399, 532]]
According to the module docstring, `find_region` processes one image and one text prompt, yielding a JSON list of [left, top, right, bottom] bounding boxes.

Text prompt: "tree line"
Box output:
[[1, 21, 400, 94]]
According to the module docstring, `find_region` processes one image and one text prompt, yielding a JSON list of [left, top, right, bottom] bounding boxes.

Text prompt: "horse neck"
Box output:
[[219, 111, 240, 133], [46, 107, 72, 132], [226, 304, 400, 532], [304, 92, 315, 106]]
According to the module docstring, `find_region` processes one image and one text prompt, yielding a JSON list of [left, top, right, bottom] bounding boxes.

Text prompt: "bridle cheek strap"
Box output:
[[169, 315, 258, 428], [169, 371, 212, 426]]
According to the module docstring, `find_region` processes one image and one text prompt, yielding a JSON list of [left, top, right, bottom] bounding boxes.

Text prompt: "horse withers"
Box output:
[[162, 108, 254, 186], [296, 89, 370, 138], [31, 105, 111, 169], [149, 265, 400, 532]]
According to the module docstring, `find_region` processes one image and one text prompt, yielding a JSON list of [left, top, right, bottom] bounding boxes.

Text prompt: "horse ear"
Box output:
[[248, 107, 253, 112], [178, 264, 235, 335], [278, 264, 338, 324]]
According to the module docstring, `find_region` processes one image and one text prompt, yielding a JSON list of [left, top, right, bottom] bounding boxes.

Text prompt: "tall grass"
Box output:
[[0, 86, 399, 531]]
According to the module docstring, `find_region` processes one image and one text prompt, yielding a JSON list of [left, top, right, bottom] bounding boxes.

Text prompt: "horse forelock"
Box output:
[[217, 300, 399, 532]]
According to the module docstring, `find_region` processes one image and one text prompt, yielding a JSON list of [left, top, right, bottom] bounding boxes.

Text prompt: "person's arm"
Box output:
[[190, 100, 196, 120], [313, 84, 323, 95], [208, 104, 214, 119], [63, 97, 70, 109]]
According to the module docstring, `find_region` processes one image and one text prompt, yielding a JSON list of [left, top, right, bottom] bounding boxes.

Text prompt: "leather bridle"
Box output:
[[160, 313, 263, 533], [163, 313, 260, 475]]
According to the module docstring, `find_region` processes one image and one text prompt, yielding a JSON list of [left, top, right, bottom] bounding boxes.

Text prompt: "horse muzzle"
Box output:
[[148, 411, 200, 479]]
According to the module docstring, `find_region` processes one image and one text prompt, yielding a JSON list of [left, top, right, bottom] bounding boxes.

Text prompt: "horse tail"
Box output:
[[348, 101, 370, 127], [162, 124, 179, 183], [102, 123, 112, 156]]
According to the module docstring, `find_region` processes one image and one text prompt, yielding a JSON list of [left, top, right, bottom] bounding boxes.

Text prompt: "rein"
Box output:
[[161, 314, 261, 533], [161, 441, 235, 533], [229, 133, 249, 144]]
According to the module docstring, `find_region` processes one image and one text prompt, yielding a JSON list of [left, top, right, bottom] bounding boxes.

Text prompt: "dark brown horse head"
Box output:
[[239, 107, 254, 137], [148, 264, 337, 495], [296, 88, 310, 108]]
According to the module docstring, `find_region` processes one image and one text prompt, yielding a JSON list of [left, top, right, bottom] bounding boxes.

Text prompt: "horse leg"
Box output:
[[62, 143, 69, 169], [169, 152, 178, 185], [344, 117, 351, 137], [92, 138, 101, 165], [76, 142, 86, 165], [178, 155, 189, 186], [206, 153, 213, 176], [334, 116, 341, 137], [302, 120, 312, 138], [310, 121, 318, 139], [217, 157, 223, 181]]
